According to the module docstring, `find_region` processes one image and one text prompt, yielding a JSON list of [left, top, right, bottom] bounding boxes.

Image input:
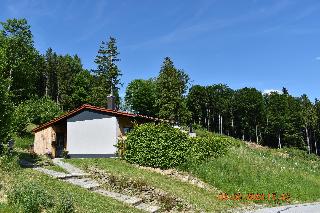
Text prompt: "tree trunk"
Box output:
[[205, 108, 208, 130], [45, 74, 49, 96], [313, 131, 318, 155], [207, 109, 210, 131], [242, 133, 245, 141], [231, 118, 234, 136], [305, 127, 311, 154], [56, 80, 59, 104], [221, 115, 223, 135], [278, 134, 282, 149], [255, 125, 259, 144], [218, 114, 220, 134], [7, 68, 12, 91]]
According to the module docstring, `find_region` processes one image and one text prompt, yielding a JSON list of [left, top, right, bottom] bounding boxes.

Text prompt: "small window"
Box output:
[[123, 127, 132, 135]]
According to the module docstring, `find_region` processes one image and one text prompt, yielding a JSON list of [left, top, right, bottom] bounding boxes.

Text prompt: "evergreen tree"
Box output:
[[155, 57, 190, 124], [44, 48, 59, 100], [92, 37, 121, 107]]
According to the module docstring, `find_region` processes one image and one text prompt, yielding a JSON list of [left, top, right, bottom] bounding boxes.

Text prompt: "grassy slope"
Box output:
[[10, 132, 320, 211], [1, 168, 142, 213], [187, 135, 320, 204], [0, 136, 142, 213], [67, 158, 245, 212], [69, 133, 320, 209]]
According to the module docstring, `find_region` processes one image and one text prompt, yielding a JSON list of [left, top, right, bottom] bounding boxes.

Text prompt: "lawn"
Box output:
[[6, 133, 320, 212], [68, 133, 320, 210], [67, 158, 247, 212], [186, 139, 320, 204], [0, 149, 142, 213]]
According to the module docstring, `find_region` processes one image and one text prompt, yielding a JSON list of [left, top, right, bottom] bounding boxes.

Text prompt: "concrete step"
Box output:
[[33, 167, 88, 179], [35, 160, 161, 213], [34, 167, 70, 178], [94, 189, 143, 206], [135, 203, 161, 213], [94, 189, 160, 212], [52, 158, 89, 176], [64, 177, 100, 190]]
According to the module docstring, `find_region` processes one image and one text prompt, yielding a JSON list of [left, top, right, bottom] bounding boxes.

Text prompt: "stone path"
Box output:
[[30, 159, 160, 213], [33, 167, 74, 179], [52, 158, 88, 176]]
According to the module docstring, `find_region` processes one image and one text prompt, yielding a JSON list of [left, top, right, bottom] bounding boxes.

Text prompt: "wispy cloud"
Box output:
[[4, 0, 59, 18], [263, 89, 282, 94], [127, 0, 293, 50], [315, 56, 320, 61]]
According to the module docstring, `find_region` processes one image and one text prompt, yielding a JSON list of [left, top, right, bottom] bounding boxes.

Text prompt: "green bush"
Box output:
[[124, 123, 232, 169], [124, 123, 190, 169], [12, 97, 63, 135], [7, 181, 54, 213], [115, 137, 126, 158], [188, 136, 230, 163]]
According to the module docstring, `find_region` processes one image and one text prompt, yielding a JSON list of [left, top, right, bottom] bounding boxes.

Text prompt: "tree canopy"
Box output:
[[1, 17, 320, 156]]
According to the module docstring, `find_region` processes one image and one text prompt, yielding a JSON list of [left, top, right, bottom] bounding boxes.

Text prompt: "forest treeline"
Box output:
[[0, 18, 319, 156]]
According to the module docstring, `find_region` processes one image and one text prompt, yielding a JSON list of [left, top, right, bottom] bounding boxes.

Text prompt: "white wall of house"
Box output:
[[67, 110, 118, 156]]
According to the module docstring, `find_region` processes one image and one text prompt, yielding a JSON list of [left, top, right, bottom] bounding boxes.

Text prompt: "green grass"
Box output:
[[10, 132, 320, 211], [67, 158, 246, 212], [0, 203, 16, 213], [0, 152, 142, 213], [13, 135, 34, 150], [187, 140, 320, 204], [19, 170, 143, 213], [69, 131, 320, 209]]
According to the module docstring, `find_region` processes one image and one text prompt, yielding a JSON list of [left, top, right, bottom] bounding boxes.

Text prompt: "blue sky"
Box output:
[[1, 0, 320, 99]]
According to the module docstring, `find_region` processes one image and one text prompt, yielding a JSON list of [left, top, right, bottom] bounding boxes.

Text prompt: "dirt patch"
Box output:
[[0, 189, 7, 204], [245, 142, 267, 150], [273, 151, 289, 158], [136, 165, 218, 192]]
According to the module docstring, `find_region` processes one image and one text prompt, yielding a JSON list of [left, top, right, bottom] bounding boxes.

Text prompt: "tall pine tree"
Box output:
[[155, 57, 190, 124], [92, 37, 122, 107]]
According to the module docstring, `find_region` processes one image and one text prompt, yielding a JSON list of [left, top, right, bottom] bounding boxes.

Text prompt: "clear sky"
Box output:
[[1, 0, 320, 99]]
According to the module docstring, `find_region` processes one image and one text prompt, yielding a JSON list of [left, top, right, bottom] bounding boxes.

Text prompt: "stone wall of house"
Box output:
[[34, 126, 55, 155]]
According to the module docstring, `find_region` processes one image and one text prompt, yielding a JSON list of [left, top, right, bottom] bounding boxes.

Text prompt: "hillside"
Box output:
[[66, 131, 320, 212], [188, 134, 320, 204], [1, 133, 320, 212]]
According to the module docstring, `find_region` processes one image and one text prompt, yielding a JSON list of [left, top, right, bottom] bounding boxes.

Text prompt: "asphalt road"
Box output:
[[247, 202, 320, 213]]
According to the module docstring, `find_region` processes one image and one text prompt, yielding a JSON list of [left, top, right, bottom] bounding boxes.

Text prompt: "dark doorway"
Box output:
[[56, 133, 64, 157]]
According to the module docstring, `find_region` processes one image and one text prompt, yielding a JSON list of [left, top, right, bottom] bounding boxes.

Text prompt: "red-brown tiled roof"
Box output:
[[32, 104, 160, 133]]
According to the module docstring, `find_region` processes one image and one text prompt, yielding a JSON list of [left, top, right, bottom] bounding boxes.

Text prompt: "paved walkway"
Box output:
[[30, 159, 160, 213], [247, 202, 320, 213]]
